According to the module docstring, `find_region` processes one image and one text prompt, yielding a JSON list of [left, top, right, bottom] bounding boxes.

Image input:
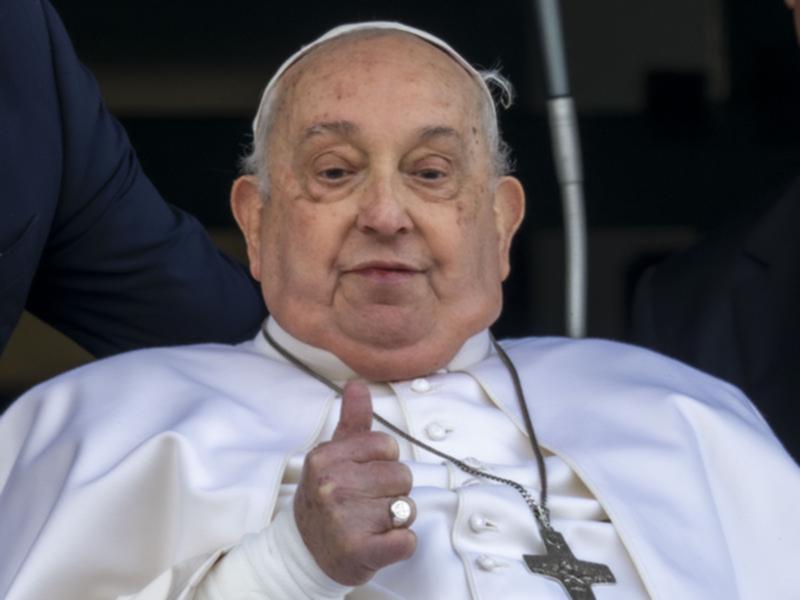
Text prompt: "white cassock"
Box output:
[[0, 318, 798, 599]]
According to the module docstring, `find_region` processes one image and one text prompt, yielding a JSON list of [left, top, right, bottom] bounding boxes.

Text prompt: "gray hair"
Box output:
[[240, 25, 515, 195]]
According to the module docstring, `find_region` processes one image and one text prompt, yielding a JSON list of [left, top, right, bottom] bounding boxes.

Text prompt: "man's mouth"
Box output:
[[346, 261, 421, 282]]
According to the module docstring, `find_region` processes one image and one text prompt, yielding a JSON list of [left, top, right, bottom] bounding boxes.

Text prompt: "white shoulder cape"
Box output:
[[0, 337, 797, 599]]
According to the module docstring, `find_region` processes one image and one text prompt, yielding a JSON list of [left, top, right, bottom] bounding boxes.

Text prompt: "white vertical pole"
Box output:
[[533, 0, 587, 338]]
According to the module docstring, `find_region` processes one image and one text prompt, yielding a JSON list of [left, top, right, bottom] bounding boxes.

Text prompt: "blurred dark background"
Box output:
[[2, 0, 800, 399]]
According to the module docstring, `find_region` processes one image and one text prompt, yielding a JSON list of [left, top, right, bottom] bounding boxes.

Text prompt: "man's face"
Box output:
[[232, 33, 524, 380]]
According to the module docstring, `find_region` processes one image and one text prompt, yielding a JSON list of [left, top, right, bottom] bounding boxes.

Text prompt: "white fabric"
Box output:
[[195, 507, 349, 600], [1, 325, 798, 599], [198, 321, 646, 600], [211, 320, 646, 599]]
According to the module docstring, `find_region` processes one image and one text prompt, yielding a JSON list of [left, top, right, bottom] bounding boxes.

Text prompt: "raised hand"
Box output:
[[293, 380, 417, 586]]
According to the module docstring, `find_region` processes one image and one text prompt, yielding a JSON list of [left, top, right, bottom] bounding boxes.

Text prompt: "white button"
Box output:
[[410, 378, 431, 393], [460, 477, 482, 488], [476, 555, 496, 571], [469, 514, 499, 533], [463, 457, 486, 470], [475, 554, 508, 571], [424, 422, 451, 441]]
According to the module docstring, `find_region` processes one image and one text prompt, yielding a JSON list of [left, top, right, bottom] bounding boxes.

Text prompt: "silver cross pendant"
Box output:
[[524, 526, 616, 600]]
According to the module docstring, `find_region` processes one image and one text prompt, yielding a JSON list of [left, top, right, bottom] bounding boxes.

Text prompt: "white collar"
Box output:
[[252, 316, 491, 382]]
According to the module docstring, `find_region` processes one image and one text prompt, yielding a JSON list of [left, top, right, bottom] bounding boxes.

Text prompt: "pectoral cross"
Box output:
[[524, 526, 616, 600]]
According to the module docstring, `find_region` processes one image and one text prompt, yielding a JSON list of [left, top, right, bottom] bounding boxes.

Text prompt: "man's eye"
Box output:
[[318, 168, 351, 180], [415, 169, 446, 181]]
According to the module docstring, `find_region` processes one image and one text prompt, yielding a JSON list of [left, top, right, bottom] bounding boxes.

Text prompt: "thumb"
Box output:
[[332, 380, 373, 441]]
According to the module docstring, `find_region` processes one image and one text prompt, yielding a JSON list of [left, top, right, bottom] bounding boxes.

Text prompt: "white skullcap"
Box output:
[[251, 21, 497, 136]]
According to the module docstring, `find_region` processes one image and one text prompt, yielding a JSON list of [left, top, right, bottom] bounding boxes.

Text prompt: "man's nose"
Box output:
[[355, 176, 413, 237]]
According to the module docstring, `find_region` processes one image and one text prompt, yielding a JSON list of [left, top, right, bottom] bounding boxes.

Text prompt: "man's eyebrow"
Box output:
[[301, 121, 359, 142], [416, 126, 464, 144], [299, 122, 465, 147]]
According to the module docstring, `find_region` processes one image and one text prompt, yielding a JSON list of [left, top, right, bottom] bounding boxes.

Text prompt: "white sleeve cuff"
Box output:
[[196, 507, 353, 600]]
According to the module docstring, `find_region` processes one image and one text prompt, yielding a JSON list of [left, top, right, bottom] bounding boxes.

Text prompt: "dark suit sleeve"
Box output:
[[9, 0, 265, 357]]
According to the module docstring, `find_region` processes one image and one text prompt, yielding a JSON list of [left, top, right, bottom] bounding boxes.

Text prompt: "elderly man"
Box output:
[[1, 22, 798, 600]]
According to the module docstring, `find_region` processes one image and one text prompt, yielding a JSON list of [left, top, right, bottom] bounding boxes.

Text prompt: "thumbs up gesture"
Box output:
[[293, 381, 417, 586]]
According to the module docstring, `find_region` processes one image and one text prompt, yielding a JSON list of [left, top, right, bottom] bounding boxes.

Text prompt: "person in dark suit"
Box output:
[[0, 0, 266, 359], [631, 181, 800, 461], [632, 0, 800, 464]]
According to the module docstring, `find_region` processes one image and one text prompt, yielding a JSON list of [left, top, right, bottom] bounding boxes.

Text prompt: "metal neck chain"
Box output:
[[262, 326, 552, 529]]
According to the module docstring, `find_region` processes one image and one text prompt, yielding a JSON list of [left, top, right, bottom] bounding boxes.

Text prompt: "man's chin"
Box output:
[[338, 341, 453, 381], [338, 312, 432, 351], [329, 317, 484, 381]]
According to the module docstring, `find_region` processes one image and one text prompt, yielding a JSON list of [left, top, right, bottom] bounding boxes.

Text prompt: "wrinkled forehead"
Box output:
[[251, 21, 495, 136]]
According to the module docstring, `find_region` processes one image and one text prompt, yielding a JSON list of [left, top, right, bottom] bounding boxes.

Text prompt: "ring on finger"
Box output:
[[389, 497, 414, 528]]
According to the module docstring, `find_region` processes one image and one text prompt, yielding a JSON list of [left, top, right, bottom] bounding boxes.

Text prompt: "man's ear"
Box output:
[[230, 175, 264, 281], [493, 176, 526, 281]]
